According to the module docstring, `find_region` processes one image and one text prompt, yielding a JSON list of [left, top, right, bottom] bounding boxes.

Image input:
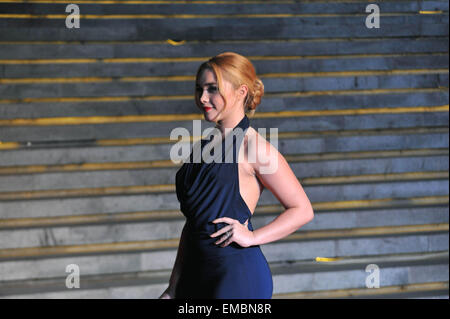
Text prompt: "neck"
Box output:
[[215, 110, 246, 135]]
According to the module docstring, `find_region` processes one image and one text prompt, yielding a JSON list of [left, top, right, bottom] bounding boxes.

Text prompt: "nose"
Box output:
[[199, 89, 208, 104]]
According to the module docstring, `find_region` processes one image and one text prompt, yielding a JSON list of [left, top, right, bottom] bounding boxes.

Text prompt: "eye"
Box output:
[[207, 86, 218, 93], [195, 85, 218, 94]]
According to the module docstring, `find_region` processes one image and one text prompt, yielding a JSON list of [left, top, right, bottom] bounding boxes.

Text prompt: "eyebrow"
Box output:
[[196, 82, 217, 87]]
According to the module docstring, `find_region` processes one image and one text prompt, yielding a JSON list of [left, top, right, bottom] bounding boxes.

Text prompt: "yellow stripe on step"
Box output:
[[0, 53, 446, 64], [0, 105, 447, 126], [0, 88, 445, 104], [0, 195, 447, 229], [0, 126, 447, 150], [273, 281, 449, 299], [1, 69, 447, 84], [0, 12, 424, 20], [0, 223, 447, 260], [0, 174, 447, 201], [0, 149, 446, 175]]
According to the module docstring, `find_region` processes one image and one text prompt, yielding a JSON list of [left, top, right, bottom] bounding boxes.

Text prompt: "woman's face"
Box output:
[[195, 68, 238, 123]]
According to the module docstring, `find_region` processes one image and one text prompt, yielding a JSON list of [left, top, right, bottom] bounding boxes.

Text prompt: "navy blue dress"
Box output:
[[174, 115, 273, 299]]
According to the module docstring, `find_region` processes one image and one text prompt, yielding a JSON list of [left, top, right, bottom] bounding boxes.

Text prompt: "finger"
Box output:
[[215, 231, 233, 245], [220, 235, 234, 247], [212, 217, 237, 225], [210, 225, 233, 238]]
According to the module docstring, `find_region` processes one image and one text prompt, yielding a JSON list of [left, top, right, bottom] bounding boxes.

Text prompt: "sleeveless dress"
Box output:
[[174, 114, 273, 299]]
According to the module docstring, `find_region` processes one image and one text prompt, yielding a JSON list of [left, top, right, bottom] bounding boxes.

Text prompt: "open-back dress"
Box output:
[[174, 114, 273, 299]]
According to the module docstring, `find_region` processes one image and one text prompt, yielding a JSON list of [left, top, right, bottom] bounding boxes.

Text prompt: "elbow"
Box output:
[[305, 204, 314, 223], [293, 203, 314, 229]]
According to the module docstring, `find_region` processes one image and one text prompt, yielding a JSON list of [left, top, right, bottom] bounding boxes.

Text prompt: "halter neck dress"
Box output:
[[174, 114, 273, 299]]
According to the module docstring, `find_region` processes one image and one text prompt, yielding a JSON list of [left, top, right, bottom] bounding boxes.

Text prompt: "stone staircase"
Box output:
[[0, 0, 448, 298]]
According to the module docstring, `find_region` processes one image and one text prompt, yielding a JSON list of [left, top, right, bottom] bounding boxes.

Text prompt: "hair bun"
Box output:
[[247, 78, 264, 112]]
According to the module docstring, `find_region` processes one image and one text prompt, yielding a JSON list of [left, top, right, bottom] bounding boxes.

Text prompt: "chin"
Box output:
[[203, 112, 217, 122]]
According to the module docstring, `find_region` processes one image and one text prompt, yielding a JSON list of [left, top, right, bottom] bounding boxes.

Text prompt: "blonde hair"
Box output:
[[195, 52, 264, 116]]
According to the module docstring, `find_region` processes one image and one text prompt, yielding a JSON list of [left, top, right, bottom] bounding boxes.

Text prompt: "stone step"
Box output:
[[2, 281, 448, 299], [0, 127, 447, 164], [2, 106, 448, 129], [0, 16, 447, 41], [0, 149, 448, 188], [0, 251, 448, 298], [0, 169, 447, 201], [0, 195, 447, 229], [0, 227, 446, 279], [0, 129, 447, 173], [1, 37, 447, 60], [275, 282, 449, 299], [1, 112, 448, 141], [2, 54, 448, 79], [1, 70, 448, 99], [1, 203, 448, 250], [1, 1, 447, 15], [0, 145, 447, 184], [0, 124, 446, 152], [0, 88, 447, 119], [273, 257, 449, 297], [1, 11, 447, 27], [0, 224, 447, 263], [1, 149, 448, 182], [0, 154, 447, 209], [2, 88, 446, 115], [1, 10, 447, 27], [0, 191, 182, 219]]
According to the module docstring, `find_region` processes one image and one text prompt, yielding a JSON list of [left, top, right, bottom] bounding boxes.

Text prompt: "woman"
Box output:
[[159, 52, 314, 299]]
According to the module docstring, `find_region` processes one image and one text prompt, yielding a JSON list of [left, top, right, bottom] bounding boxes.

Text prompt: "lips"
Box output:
[[203, 106, 213, 112]]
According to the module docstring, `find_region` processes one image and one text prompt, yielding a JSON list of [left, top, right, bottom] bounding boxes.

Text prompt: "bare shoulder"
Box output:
[[245, 126, 281, 175], [245, 126, 311, 212], [245, 126, 272, 149]]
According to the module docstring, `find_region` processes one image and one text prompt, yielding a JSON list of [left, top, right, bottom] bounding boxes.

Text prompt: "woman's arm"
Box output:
[[211, 131, 314, 248], [159, 222, 188, 299], [251, 140, 314, 245]]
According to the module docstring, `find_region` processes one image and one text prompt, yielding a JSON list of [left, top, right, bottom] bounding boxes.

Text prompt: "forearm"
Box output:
[[252, 205, 313, 246]]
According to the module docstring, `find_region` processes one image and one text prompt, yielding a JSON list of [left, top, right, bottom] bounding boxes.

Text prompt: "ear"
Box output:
[[238, 84, 249, 101]]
